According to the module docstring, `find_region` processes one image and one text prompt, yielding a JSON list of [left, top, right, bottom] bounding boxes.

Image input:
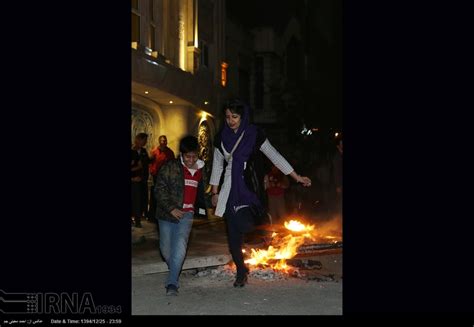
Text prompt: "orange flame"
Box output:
[[284, 220, 315, 232], [244, 218, 342, 272]]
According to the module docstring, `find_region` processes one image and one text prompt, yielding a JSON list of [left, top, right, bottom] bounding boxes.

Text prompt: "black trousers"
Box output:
[[147, 175, 158, 219], [131, 181, 142, 220], [224, 207, 255, 277], [140, 179, 149, 218]]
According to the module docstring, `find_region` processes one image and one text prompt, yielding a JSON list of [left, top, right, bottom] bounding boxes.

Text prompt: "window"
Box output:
[[149, 0, 154, 21], [132, 12, 140, 43], [149, 0, 157, 52], [286, 37, 302, 84], [254, 57, 264, 110], [149, 25, 155, 50], [199, 40, 209, 68], [132, 0, 140, 44], [221, 62, 228, 87], [239, 69, 250, 103]]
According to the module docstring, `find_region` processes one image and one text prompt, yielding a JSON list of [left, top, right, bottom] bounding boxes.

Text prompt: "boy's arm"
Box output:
[[155, 162, 179, 214]]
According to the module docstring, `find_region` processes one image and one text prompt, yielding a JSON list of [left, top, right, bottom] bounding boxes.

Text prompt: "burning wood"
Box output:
[[286, 259, 323, 270], [297, 242, 343, 254], [244, 218, 342, 273], [253, 258, 322, 270]]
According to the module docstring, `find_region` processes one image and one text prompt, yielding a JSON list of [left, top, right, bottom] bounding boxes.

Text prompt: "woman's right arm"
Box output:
[[209, 148, 224, 205], [209, 148, 224, 190], [260, 139, 311, 187]]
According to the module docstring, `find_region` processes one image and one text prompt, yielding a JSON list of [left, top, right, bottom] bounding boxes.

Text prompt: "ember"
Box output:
[[191, 262, 339, 282]]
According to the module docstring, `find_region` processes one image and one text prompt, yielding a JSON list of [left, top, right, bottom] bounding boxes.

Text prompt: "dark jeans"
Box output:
[[131, 181, 141, 220], [140, 179, 149, 218], [147, 175, 158, 220], [224, 206, 255, 277]]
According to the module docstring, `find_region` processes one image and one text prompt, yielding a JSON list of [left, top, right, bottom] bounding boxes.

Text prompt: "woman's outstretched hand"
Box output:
[[289, 171, 312, 187], [296, 175, 312, 187]]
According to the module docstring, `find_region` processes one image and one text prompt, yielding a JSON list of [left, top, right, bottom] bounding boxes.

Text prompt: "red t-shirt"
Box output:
[[149, 147, 175, 176], [266, 170, 286, 197], [182, 165, 203, 212]]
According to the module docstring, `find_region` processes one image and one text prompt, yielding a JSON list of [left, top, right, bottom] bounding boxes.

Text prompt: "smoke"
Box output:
[[315, 213, 342, 238]]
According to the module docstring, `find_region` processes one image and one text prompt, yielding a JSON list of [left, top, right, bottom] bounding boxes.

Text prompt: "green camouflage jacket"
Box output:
[[154, 157, 211, 223]]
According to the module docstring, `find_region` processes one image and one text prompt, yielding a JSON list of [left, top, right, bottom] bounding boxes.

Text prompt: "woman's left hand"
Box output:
[[211, 194, 219, 207]]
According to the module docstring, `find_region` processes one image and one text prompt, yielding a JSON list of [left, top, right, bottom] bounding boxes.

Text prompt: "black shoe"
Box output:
[[166, 284, 178, 296], [233, 274, 248, 288]]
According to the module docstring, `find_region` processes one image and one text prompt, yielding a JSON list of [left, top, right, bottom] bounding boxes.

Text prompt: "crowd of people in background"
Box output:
[[131, 134, 175, 228]]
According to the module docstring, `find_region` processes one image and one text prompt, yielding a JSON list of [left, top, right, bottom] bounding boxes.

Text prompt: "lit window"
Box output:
[[221, 62, 228, 87], [132, 13, 140, 43], [131, 1, 140, 44]]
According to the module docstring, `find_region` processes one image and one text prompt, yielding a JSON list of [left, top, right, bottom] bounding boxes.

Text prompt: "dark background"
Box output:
[[1, 0, 473, 322]]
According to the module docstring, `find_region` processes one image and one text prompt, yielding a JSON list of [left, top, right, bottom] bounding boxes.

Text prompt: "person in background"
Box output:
[[131, 148, 143, 228], [148, 135, 175, 222], [132, 133, 150, 227], [264, 165, 290, 224]]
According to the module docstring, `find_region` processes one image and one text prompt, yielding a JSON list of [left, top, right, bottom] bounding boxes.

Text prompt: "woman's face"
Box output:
[[225, 109, 242, 132]]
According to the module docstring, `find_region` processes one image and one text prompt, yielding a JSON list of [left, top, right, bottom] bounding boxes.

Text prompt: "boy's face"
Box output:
[[182, 151, 198, 169], [135, 136, 147, 147]]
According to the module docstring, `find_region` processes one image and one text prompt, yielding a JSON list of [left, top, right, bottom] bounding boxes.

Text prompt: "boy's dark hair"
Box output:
[[179, 135, 199, 153]]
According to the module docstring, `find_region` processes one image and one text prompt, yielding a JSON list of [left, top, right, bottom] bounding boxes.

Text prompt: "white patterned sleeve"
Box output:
[[210, 147, 225, 185], [259, 139, 294, 175]]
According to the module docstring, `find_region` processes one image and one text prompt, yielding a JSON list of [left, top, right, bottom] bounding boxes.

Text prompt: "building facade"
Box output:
[[131, 0, 227, 165], [224, 0, 342, 152]]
